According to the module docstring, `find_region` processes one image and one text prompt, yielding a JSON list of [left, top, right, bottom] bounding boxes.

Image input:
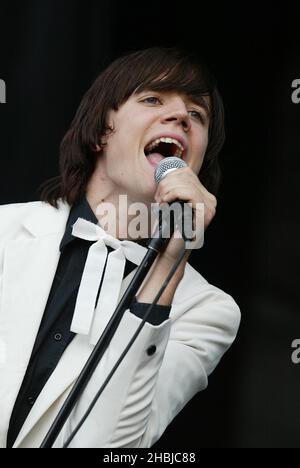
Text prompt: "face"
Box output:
[[100, 89, 210, 203]]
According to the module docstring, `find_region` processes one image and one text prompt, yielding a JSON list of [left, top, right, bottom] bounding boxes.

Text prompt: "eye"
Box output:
[[140, 96, 162, 105], [189, 110, 206, 124]]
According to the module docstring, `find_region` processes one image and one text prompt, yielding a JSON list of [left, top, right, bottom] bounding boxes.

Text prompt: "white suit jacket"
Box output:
[[0, 200, 241, 448]]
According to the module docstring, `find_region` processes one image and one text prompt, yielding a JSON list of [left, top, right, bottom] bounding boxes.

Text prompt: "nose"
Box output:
[[162, 102, 191, 132]]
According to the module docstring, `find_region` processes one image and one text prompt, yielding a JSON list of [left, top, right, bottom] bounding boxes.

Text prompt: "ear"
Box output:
[[90, 144, 102, 153]]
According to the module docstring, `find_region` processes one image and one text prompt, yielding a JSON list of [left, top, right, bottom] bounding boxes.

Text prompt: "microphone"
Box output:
[[148, 157, 192, 252], [154, 156, 187, 183]]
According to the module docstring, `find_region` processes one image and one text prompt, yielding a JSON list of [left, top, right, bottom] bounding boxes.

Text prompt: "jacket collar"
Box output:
[[22, 199, 71, 238], [0, 199, 71, 448]]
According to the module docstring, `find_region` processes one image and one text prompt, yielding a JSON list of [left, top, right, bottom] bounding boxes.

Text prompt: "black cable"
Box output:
[[62, 245, 187, 448]]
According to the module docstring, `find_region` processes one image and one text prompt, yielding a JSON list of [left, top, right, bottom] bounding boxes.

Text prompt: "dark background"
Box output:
[[1, 1, 299, 448]]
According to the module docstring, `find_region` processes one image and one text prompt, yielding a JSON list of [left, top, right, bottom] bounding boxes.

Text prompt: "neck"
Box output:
[[86, 163, 154, 240]]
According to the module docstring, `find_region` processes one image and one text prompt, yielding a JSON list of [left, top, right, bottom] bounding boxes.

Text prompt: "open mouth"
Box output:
[[144, 137, 184, 159]]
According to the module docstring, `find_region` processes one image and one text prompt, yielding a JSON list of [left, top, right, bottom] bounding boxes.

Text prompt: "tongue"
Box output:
[[146, 152, 165, 167]]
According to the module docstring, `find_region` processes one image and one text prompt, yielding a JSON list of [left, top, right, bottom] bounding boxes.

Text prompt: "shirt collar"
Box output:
[[60, 197, 150, 252], [60, 197, 99, 252]]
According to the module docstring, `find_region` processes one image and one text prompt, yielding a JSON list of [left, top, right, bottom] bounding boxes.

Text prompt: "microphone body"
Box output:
[[148, 157, 192, 251]]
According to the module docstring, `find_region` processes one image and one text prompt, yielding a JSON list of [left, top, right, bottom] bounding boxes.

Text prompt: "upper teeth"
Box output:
[[145, 137, 184, 158]]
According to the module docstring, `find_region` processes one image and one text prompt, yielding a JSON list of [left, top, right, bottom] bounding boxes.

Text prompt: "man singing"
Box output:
[[0, 47, 240, 448]]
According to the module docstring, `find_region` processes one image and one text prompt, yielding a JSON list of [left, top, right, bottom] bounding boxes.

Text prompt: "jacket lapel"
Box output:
[[13, 333, 92, 447], [0, 201, 70, 447]]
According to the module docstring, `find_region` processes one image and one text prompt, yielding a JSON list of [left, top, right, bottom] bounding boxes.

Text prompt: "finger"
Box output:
[[160, 188, 194, 204], [156, 179, 200, 201]]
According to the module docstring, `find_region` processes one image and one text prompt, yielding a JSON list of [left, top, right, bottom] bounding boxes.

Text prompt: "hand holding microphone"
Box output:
[[152, 156, 217, 262]]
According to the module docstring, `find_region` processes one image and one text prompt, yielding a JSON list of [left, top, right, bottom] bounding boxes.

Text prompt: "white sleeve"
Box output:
[[0, 240, 6, 372], [138, 284, 241, 447], [60, 282, 240, 448]]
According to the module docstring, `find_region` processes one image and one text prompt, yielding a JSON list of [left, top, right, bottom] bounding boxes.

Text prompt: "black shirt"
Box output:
[[7, 197, 170, 448]]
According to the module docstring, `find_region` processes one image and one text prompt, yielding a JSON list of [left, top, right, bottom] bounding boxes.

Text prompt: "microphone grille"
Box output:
[[154, 157, 187, 184]]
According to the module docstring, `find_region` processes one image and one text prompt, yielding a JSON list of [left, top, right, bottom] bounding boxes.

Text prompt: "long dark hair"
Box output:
[[39, 47, 225, 208]]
